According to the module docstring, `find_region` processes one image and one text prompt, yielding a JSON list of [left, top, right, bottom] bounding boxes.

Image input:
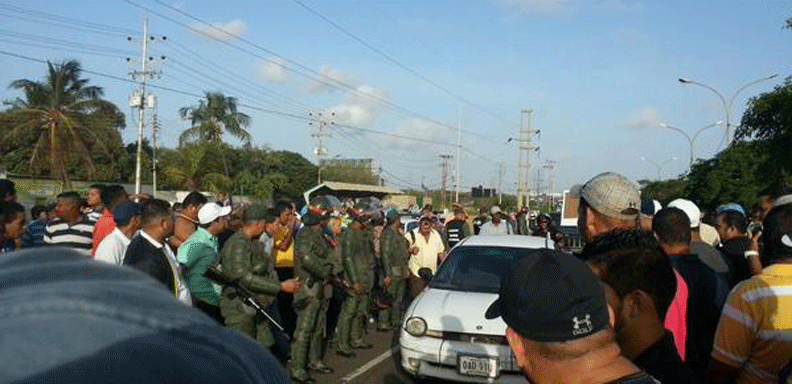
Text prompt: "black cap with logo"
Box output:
[[485, 249, 610, 342]]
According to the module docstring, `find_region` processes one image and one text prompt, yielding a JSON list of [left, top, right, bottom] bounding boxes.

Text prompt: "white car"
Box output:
[[398, 235, 554, 383]]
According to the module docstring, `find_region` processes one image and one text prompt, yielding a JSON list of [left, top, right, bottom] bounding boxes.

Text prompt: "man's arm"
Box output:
[[341, 231, 360, 286], [295, 230, 330, 279], [381, 231, 394, 279]]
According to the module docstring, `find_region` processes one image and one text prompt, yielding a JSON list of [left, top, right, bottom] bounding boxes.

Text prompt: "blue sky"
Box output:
[[1, 0, 790, 195]]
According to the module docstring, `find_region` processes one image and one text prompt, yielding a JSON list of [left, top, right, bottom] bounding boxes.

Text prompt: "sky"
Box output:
[[0, 0, 790, 196]]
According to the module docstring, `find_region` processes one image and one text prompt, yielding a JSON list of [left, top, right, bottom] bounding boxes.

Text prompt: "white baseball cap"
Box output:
[[667, 198, 700, 228], [197, 202, 231, 225]]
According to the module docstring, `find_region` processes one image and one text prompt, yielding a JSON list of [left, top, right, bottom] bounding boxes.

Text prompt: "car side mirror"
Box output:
[[418, 267, 433, 283]]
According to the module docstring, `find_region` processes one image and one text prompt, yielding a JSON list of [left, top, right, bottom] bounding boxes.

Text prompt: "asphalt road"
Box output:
[[304, 326, 413, 384]]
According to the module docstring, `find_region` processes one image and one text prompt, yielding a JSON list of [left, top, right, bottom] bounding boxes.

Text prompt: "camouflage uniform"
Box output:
[[219, 231, 281, 348], [288, 221, 334, 382], [336, 221, 376, 354], [378, 224, 410, 330]]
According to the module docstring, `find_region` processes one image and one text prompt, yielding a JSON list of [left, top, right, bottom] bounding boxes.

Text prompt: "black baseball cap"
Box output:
[[485, 249, 609, 342], [113, 201, 141, 226]]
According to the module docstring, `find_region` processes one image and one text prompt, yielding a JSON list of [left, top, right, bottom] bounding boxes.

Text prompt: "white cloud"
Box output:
[[189, 19, 247, 41], [493, 0, 571, 14], [622, 107, 662, 130], [325, 85, 389, 128], [594, 0, 641, 11], [384, 118, 451, 149], [257, 58, 289, 84], [306, 66, 360, 94]]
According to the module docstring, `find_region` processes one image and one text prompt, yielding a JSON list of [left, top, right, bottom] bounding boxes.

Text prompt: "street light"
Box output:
[[640, 156, 677, 181], [678, 74, 778, 147], [658, 120, 722, 169]]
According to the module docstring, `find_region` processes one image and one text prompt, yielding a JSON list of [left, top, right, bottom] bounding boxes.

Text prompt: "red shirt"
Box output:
[[92, 210, 116, 258], [664, 269, 689, 360]]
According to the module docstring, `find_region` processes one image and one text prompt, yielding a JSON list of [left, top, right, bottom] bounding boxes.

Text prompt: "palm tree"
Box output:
[[163, 144, 232, 193], [3, 60, 124, 189], [178, 91, 251, 145]]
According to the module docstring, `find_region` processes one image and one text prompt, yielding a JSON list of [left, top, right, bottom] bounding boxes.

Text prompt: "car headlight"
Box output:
[[405, 317, 427, 337]]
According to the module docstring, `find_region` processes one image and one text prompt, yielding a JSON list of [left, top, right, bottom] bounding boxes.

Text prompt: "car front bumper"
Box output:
[[400, 331, 527, 384]]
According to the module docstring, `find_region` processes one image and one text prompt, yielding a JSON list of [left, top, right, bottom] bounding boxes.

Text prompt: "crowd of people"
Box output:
[[0, 173, 790, 384], [489, 172, 792, 384]]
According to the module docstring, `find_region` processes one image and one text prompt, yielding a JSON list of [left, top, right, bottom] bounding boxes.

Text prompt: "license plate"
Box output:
[[458, 355, 498, 378]]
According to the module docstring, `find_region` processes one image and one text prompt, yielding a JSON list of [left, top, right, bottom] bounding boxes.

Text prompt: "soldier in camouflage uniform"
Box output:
[[336, 209, 376, 356], [377, 208, 410, 331], [219, 204, 300, 351], [288, 205, 336, 383]]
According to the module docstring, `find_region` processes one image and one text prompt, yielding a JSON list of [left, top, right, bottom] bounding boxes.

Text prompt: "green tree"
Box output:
[[2, 60, 125, 188], [736, 78, 792, 178], [162, 144, 232, 192], [179, 91, 251, 177], [684, 140, 773, 212], [178, 91, 251, 145], [638, 178, 688, 205]]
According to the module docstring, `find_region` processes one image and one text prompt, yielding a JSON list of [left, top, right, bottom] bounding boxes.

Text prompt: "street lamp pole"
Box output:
[[641, 156, 677, 181], [658, 120, 722, 169], [678, 74, 778, 146]]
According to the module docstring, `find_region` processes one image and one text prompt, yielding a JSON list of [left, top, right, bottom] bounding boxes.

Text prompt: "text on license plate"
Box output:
[[458, 355, 498, 378]]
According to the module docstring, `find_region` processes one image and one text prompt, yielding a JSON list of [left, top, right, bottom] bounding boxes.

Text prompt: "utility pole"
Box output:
[[309, 111, 334, 185], [497, 163, 505, 205], [455, 108, 462, 204], [151, 94, 159, 198], [543, 160, 557, 212], [516, 109, 538, 211], [439, 154, 452, 210], [127, 16, 164, 196]]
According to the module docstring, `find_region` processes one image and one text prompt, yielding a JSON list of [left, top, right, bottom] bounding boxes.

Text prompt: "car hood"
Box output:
[[410, 288, 505, 335]]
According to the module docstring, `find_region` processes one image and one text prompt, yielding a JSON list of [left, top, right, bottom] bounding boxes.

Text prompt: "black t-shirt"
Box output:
[[718, 236, 752, 287], [634, 332, 702, 384]]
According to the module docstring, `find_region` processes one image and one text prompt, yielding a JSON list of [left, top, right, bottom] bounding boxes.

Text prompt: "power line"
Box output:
[[290, 0, 516, 129], [127, 0, 503, 145], [0, 29, 137, 56], [0, 2, 138, 34]]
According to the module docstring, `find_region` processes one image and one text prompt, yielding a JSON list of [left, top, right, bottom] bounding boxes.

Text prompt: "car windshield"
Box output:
[[429, 246, 548, 293]]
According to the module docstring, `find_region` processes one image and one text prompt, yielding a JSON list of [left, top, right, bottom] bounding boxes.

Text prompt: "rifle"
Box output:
[[203, 267, 287, 337], [326, 274, 394, 309]]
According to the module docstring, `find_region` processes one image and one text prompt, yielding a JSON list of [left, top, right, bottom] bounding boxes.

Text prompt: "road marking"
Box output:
[[339, 347, 396, 383]]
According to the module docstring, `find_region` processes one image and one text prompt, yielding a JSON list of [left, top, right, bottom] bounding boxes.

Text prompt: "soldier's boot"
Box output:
[[377, 306, 392, 331], [335, 295, 357, 357]]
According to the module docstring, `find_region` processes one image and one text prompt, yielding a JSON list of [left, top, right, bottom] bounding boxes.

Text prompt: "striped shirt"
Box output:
[[44, 217, 95, 257], [711, 263, 792, 384]]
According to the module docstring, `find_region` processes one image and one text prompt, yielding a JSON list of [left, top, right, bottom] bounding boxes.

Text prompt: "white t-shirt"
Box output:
[[405, 228, 445, 276], [94, 228, 131, 265]]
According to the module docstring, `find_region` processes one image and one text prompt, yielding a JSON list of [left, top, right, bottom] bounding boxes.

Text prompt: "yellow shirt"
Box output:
[[274, 226, 295, 269], [711, 263, 792, 384]]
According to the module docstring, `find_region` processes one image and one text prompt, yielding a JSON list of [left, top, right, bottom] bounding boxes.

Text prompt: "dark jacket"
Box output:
[[634, 332, 702, 384], [670, 254, 728, 379], [123, 234, 175, 295], [718, 236, 752, 287]]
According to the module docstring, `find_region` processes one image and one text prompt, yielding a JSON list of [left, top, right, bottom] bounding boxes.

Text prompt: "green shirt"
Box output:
[[177, 227, 221, 306]]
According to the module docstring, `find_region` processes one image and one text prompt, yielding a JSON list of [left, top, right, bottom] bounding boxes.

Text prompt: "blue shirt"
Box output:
[[21, 219, 47, 248]]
